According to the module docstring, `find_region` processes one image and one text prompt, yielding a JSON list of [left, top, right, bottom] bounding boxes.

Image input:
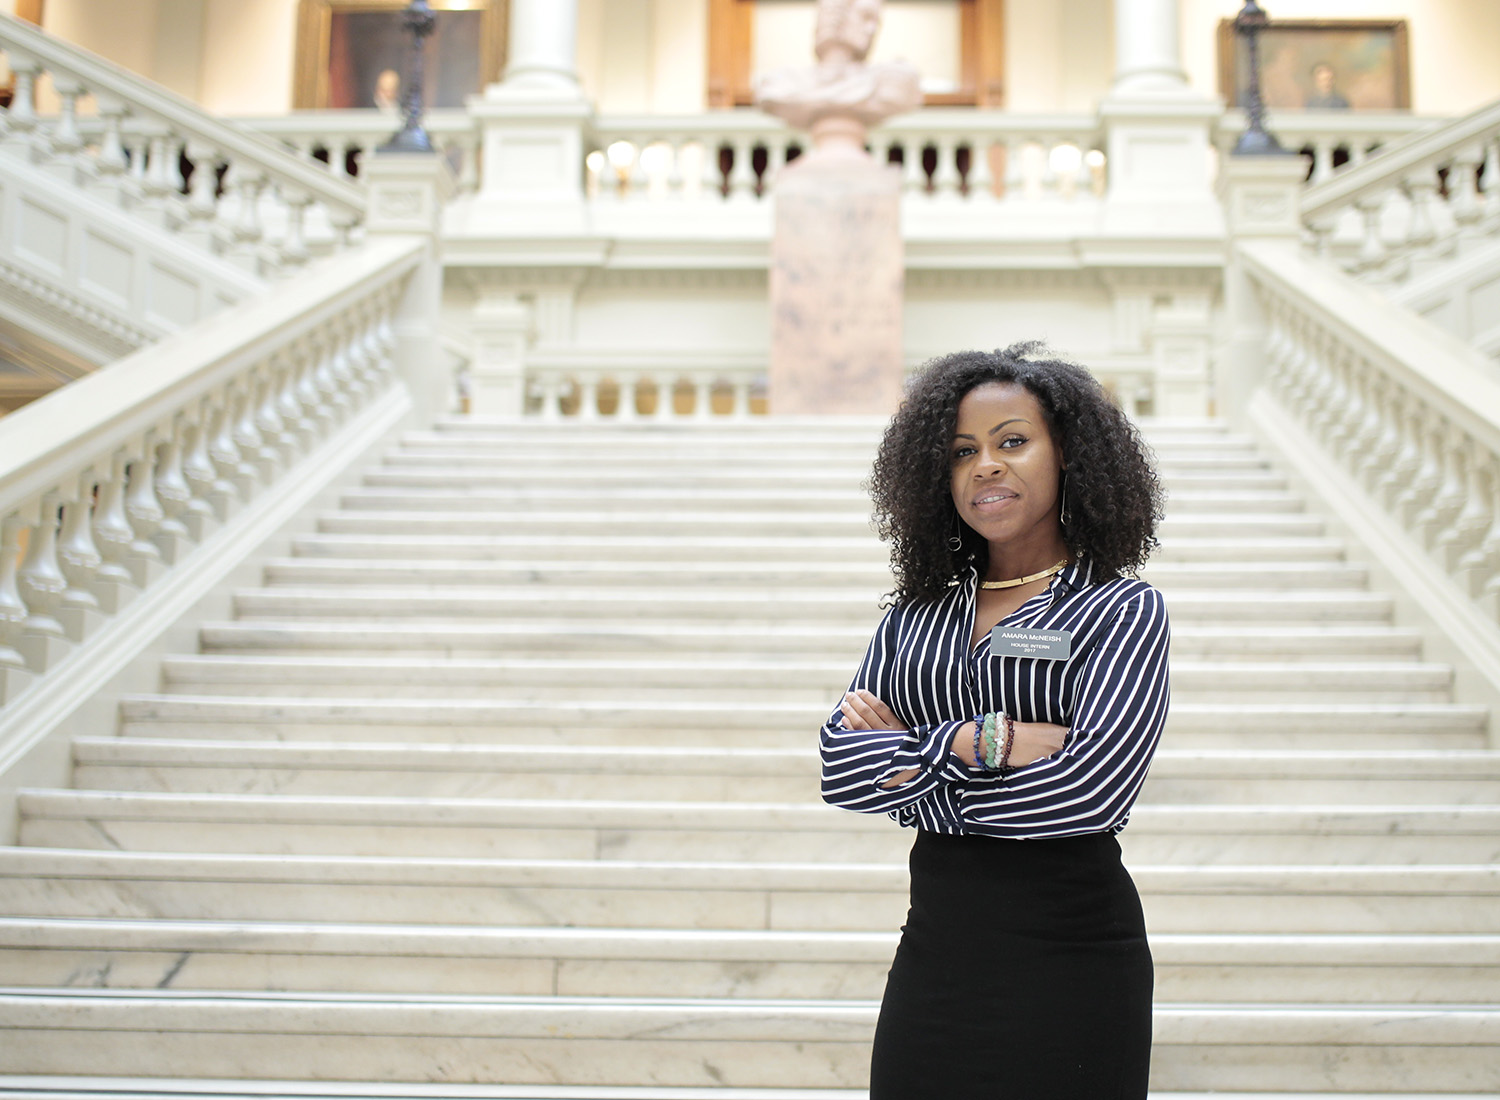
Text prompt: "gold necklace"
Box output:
[[978, 558, 1069, 590]]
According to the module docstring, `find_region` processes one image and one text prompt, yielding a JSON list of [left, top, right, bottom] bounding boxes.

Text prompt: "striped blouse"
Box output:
[[819, 558, 1170, 839]]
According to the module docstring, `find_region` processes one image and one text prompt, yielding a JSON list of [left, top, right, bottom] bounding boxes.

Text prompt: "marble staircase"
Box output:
[[1, 417, 1498, 1095]]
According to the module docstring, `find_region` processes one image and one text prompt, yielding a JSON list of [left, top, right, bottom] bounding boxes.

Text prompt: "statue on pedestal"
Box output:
[[758, 0, 920, 415], [755, 0, 921, 157]]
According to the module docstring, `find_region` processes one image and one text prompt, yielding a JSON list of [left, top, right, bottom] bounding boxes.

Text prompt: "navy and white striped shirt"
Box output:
[[819, 558, 1170, 839]]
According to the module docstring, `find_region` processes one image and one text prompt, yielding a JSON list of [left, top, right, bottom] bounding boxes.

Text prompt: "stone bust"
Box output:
[[755, 0, 922, 138]]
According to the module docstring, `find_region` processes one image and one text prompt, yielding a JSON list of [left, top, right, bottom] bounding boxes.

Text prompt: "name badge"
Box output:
[[989, 627, 1072, 660]]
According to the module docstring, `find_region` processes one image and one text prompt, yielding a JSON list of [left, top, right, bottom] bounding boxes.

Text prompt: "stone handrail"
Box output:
[[1240, 237, 1500, 616], [1297, 97, 1500, 275], [587, 109, 1105, 203], [0, 236, 424, 722], [1215, 109, 1436, 184], [0, 15, 367, 275]]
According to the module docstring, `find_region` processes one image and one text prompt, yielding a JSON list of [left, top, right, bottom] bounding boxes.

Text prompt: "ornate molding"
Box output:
[[0, 257, 158, 362]]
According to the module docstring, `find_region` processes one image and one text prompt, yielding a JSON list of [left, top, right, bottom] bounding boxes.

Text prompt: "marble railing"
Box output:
[[586, 110, 1106, 203], [523, 351, 1153, 421], [238, 111, 481, 196], [0, 237, 423, 714], [1215, 109, 1434, 186], [1242, 238, 1500, 617], [0, 15, 367, 276], [1298, 97, 1500, 278]]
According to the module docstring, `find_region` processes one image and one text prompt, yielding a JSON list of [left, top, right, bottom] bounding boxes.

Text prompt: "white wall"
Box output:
[[199, 0, 297, 115]]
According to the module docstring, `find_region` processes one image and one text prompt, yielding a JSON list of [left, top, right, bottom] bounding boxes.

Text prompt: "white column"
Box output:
[[1111, 0, 1188, 97], [498, 0, 580, 94]]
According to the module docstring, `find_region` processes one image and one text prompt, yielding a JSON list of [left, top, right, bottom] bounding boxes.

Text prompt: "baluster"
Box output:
[[17, 492, 69, 671], [729, 137, 758, 201], [153, 421, 194, 563], [1448, 144, 1485, 237], [57, 478, 104, 642], [537, 373, 563, 421], [328, 320, 359, 418], [1397, 408, 1443, 524], [932, 137, 962, 200], [180, 401, 226, 528], [1322, 348, 1357, 459], [694, 375, 715, 419], [664, 137, 687, 199], [729, 376, 752, 419], [231, 374, 273, 482], [626, 142, 649, 202], [1352, 373, 1394, 489], [576, 375, 599, 420], [902, 139, 927, 196], [279, 191, 313, 269], [91, 453, 139, 611], [1354, 194, 1387, 272], [2, 57, 40, 154], [90, 98, 132, 201], [126, 132, 150, 190], [341, 313, 374, 405], [614, 375, 639, 421], [1402, 168, 1438, 252], [267, 353, 305, 465], [653, 376, 676, 420], [0, 511, 35, 697], [225, 165, 269, 274], [150, 134, 184, 197], [124, 440, 166, 585], [1074, 145, 1092, 198], [181, 141, 222, 249], [206, 393, 251, 506], [1416, 421, 1467, 546], [593, 146, 619, 201], [1038, 138, 1060, 196], [310, 334, 343, 426], [1460, 454, 1500, 597], [1443, 439, 1491, 573], [47, 79, 87, 180], [1003, 138, 1026, 200], [1482, 139, 1500, 234], [1377, 396, 1421, 509], [293, 338, 329, 434], [1310, 140, 1336, 184], [1306, 214, 1338, 259]]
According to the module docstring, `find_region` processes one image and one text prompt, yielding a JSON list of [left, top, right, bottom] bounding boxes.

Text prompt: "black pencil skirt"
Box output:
[[869, 830, 1153, 1100]]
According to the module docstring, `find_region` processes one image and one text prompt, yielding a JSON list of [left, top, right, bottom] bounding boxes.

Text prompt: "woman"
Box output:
[[820, 343, 1169, 1099]]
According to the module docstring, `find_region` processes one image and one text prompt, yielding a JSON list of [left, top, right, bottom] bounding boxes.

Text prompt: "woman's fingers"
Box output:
[[841, 690, 907, 731]]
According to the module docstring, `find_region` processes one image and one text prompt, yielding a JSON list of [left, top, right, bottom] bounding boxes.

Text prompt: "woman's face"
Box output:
[[949, 381, 1066, 557]]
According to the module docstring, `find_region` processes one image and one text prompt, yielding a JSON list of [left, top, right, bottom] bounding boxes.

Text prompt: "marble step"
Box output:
[[156, 655, 1451, 703], [0, 1086, 1488, 1100], [418, 417, 1237, 440], [334, 487, 1308, 515], [0, 989, 1495, 1091], [197, 621, 1425, 660], [20, 791, 1500, 864], [385, 448, 1277, 473], [113, 696, 1488, 749], [4, 918, 1498, 1003], [259, 559, 1370, 592], [69, 740, 1500, 805], [313, 510, 1323, 539], [363, 466, 1293, 494], [229, 588, 1390, 624], [288, 532, 1348, 564], [6, 848, 1496, 933]]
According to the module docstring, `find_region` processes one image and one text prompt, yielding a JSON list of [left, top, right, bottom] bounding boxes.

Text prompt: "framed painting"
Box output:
[[1217, 19, 1410, 111], [294, 0, 507, 110]]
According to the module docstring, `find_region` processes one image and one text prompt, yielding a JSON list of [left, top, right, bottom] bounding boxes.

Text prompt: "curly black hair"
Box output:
[[870, 342, 1164, 604]]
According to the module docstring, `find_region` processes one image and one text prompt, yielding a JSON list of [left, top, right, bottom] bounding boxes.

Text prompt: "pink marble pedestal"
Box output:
[[769, 149, 905, 415]]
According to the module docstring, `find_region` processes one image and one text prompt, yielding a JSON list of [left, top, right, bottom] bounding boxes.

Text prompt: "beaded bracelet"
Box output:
[[972, 715, 984, 770], [981, 712, 999, 769], [999, 712, 1016, 769]]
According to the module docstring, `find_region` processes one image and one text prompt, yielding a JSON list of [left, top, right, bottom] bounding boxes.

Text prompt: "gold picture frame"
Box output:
[[1217, 18, 1410, 111], [294, 0, 507, 110]]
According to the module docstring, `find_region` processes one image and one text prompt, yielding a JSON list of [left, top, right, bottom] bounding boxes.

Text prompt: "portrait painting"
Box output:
[[1217, 19, 1410, 112], [294, 0, 507, 110]]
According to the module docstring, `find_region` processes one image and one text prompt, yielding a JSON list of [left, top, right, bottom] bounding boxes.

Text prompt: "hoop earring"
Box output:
[[1059, 470, 1073, 528], [947, 512, 964, 552]]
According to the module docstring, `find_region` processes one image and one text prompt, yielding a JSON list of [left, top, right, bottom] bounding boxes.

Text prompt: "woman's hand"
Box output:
[[1007, 721, 1068, 767], [839, 688, 909, 732]]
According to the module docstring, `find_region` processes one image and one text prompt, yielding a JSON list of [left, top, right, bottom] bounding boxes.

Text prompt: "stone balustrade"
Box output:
[[586, 109, 1107, 204], [1242, 238, 1500, 618], [1297, 98, 1500, 280], [239, 110, 481, 196], [0, 238, 423, 713], [1215, 109, 1435, 186], [0, 15, 367, 278]]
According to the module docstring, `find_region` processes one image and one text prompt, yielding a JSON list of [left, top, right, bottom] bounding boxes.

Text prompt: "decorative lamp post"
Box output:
[[378, 0, 437, 154], [1231, 0, 1286, 155]]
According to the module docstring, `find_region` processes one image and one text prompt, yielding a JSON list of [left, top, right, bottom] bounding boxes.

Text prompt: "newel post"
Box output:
[[362, 153, 456, 427]]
